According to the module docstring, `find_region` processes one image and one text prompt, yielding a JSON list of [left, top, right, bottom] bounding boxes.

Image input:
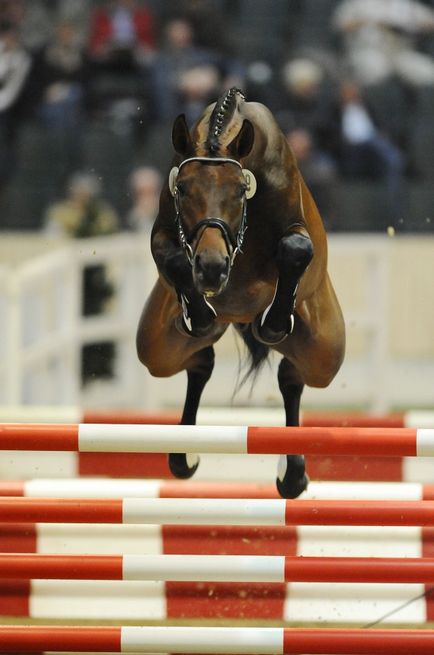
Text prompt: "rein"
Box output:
[[169, 157, 256, 266]]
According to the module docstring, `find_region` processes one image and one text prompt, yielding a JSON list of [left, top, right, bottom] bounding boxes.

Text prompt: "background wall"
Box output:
[[1, 232, 433, 413]]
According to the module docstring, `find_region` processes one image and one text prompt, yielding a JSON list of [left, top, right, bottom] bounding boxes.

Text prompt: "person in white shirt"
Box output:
[[333, 0, 434, 87], [0, 20, 31, 189]]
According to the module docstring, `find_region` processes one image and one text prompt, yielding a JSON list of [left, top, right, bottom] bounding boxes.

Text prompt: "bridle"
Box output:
[[169, 157, 257, 266]]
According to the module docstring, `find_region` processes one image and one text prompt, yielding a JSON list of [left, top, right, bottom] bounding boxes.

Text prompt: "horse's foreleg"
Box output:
[[169, 345, 215, 479], [275, 357, 308, 498], [253, 233, 313, 345], [155, 239, 217, 338], [175, 290, 217, 338]]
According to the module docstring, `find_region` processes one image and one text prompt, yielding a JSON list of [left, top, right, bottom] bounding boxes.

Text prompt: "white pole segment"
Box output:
[[122, 498, 287, 526], [303, 481, 423, 501], [122, 554, 285, 582], [406, 412, 434, 428], [416, 429, 434, 456], [121, 626, 284, 654], [25, 478, 162, 499], [78, 424, 248, 453]]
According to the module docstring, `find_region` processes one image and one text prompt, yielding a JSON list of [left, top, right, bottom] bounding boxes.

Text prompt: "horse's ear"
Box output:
[[172, 114, 192, 156], [228, 119, 254, 158]]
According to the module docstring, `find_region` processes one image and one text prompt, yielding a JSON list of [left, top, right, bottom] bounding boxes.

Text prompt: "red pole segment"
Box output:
[[283, 628, 434, 654], [247, 426, 418, 456], [0, 498, 123, 523], [301, 413, 406, 428], [283, 556, 434, 583], [83, 411, 179, 424], [0, 625, 121, 652], [285, 499, 434, 526], [159, 481, 280, 499], [0, 424, 78, 450], [0, 554, 123, 580]]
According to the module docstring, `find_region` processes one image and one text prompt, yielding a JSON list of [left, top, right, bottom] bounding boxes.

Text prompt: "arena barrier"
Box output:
[[1, 410, 434, 483], [1, 497, 434, 526], [1, 553, 434, 584], [1, 406, 434, 428], [1, 423, 434, 456], [1, 625, 434, 654], [2, 479, 434, 499], [1, 417, 434, 636]]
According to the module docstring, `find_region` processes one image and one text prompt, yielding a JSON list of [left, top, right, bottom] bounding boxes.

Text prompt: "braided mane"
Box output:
[[206, 87, 245, 155]]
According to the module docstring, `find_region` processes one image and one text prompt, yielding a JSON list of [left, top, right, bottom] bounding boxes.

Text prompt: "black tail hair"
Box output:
[[235, 323, 270, 389]]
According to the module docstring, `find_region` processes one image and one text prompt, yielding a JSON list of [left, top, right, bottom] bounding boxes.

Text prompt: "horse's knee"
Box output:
[[136, 336, 175, 377], [277, 233, 313, 273], [304, 349, 344, 388], [139, 353, 176, 378]]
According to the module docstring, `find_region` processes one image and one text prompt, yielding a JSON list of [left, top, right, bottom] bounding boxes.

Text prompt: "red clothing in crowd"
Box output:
[[88, 5, 155, 56]]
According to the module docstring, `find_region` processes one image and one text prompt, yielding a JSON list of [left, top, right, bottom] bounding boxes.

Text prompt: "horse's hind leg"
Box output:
[[276, 357, 308, 498], [168, 346, 215, 479]]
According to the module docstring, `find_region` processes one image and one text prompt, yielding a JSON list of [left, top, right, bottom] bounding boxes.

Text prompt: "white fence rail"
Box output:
[[0, 235, 154, 408], [0, 234, 432, 412]]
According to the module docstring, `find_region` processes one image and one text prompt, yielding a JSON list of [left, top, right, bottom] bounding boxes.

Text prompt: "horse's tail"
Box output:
[[235, 323, 270, 389]]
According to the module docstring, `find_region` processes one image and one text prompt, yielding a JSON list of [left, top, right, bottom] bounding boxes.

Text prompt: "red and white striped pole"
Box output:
[[0, 553, 433, 584], [1, 497, 434, 526], [0, 625, 434, 654], [1, 424, 434, 456], [2, 479, 434, 500]]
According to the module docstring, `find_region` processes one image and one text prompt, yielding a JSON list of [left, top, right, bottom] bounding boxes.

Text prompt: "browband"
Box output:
[[178, 156, 243, 170], [169, 157, 257, 200]]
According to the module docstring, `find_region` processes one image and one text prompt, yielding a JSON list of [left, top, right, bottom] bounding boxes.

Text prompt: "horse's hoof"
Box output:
[[168, 453, 200, 479], [251, 317, 288, 346], [276, 473, 309, 499], [276, 454, 309, 498]]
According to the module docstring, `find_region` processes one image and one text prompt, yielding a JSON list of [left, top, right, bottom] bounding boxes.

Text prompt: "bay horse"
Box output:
[[137, 88, 345, 498]]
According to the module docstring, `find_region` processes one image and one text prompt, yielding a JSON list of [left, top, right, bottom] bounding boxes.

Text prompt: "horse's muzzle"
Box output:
[[193, 251, 230, 296]]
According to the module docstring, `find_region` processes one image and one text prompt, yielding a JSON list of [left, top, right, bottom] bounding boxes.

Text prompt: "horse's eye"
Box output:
[[240, 184, 247, 198]]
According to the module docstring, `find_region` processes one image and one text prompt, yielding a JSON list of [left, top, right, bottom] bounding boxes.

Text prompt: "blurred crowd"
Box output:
[[1, 0, 434, 233]]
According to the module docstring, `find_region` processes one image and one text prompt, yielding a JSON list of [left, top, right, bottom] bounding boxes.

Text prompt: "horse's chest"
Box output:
[[211, 278, 276, 323]]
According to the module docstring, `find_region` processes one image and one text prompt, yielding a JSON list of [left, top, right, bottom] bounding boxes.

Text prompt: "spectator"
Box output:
[[126, 166, 162, 233], [44, 172, 119, 239], [277, 58, 337, 159], [334, 80, 406, 223], [86, 1, 156, 130], [44, 171, 120, 383], [333, 0, 434, 87], [0, 19, 31, 190], [159, 0, 230, 53], [56, 0, 92, 47], [150, 17, 243, 124], [2, 0, 52, 53], [36, 21, 88, 131], [177, 63, 221, 124], [88, 0, 156, 68], [336, 80, 405, 178], [287, 127, 339, 230]]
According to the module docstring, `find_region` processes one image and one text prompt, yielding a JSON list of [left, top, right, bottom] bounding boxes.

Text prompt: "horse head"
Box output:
[[169, 114, 257, 297]]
